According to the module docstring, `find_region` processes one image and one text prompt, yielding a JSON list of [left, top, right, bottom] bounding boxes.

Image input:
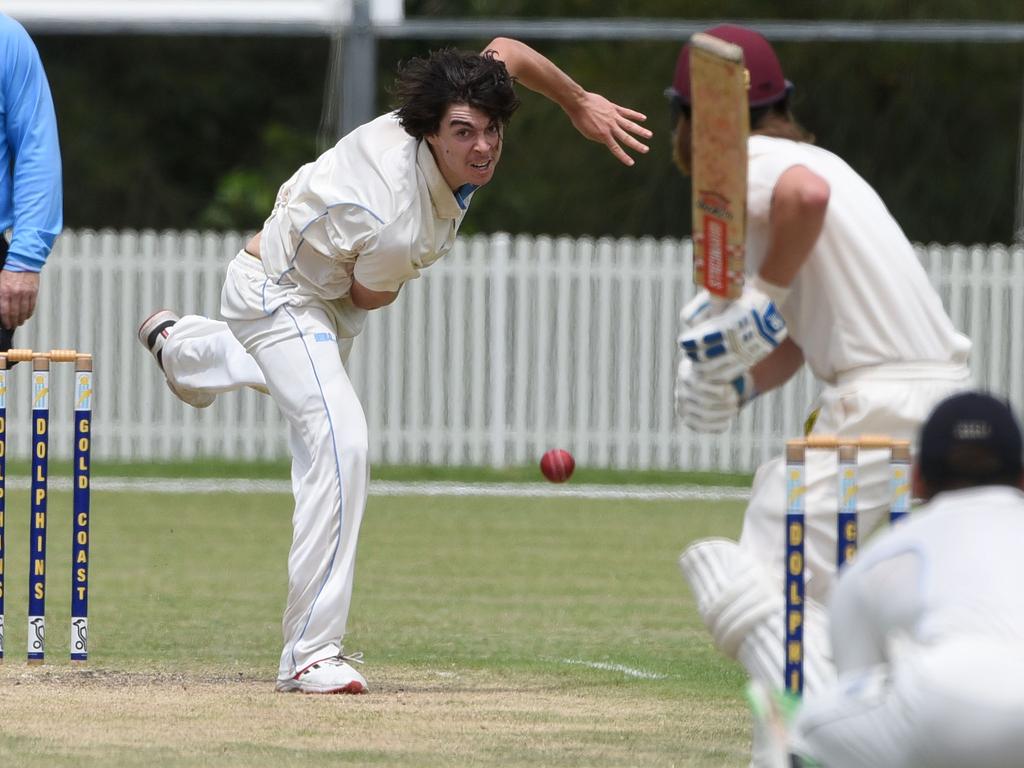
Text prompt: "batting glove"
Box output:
[[678, 289, 712, 330], [677, 277, 789, 384], [674, 357, 757, 434]]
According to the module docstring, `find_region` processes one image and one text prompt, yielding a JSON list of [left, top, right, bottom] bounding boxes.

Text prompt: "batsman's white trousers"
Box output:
[[739, 362, 970, 605], [161, 251, 369, 680], [730, 362, 969, 727], [792, 639, 1024, 768]]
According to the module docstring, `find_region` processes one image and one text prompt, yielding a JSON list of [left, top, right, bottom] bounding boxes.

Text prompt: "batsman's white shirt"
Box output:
[[741, 135, 970, 602], [161, 112, 474, 679], [745, 135, 970, 385], [739, 135, 972, 605], [792, 486, 1024, 768], [719, 137, 973, 717]]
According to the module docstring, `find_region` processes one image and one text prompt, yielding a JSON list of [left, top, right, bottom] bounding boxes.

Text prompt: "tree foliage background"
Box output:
[[33, 1, 1024, 244]]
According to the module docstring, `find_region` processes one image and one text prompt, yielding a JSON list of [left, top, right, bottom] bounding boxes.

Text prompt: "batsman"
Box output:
[[667, 24, 972, 767]]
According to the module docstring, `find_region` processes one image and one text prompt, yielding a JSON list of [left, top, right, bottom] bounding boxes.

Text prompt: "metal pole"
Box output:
[[1015, 74, 1024, 243], [340, 0, 377, 139]]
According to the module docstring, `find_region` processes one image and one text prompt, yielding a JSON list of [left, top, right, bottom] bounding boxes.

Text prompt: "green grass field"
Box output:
[[0, 470, 751, 767]]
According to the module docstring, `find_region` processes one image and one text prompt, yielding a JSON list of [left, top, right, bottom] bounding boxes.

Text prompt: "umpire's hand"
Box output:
[[0, 269, 39, 328]]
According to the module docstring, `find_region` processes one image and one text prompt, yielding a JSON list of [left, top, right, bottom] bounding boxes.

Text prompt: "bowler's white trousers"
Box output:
[[161, 251, 369, 680]]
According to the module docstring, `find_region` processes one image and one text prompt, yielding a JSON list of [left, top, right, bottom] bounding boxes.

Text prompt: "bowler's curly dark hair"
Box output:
[[393, 48, 520, 139]]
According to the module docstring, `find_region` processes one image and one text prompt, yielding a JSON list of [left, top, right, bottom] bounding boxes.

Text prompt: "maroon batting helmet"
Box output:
[[668, 24, 793, 108]]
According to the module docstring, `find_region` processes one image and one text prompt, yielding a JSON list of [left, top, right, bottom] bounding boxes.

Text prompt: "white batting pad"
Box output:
[[679, 537, 836, 692]]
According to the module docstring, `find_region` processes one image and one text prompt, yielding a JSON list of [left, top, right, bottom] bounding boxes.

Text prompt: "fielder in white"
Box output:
[[138, 41, 651, 694], [770, 391, 1024, 768], [665, 24, 971, 765]]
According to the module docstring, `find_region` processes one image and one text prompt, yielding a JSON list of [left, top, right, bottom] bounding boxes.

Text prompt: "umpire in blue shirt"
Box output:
[[0, 12, 61, 346]]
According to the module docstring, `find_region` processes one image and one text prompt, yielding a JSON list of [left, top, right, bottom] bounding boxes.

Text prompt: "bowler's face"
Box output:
[[426, 104, 503, 190]]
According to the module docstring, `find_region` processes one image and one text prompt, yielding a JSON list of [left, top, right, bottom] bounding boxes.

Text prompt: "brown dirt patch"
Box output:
[[0, 664, 748, 767]]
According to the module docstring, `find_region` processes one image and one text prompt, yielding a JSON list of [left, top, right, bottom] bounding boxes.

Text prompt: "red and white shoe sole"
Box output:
[[303, 680, 366, 695], [275, 679, 366, 694]]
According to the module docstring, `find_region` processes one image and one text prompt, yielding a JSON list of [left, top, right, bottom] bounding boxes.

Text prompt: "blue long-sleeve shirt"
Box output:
[[0, 13, 61, 272]]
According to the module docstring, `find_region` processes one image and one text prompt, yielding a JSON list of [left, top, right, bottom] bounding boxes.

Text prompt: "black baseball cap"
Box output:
[[918, 391, 1024, 489]]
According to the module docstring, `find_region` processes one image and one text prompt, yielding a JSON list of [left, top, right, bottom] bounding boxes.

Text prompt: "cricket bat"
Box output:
[[689, 32, 749, 302]]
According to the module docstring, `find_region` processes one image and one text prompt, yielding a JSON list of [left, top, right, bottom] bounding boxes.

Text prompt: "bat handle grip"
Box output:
[[708, 295, 731, 317]]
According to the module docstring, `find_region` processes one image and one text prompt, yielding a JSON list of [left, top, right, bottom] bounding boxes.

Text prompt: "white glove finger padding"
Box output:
[[674, 357, 752, 433], [678, 289, 711, 330], [691, 352, 748, 390], [684, 409, 732, 434], [679, 384, 733, 433]]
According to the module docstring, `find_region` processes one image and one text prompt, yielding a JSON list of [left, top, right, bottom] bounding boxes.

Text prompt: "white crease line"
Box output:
[[0, 476, 295, 495], [370, 481, 750, 502], [9, 477, 750, 502], [559, 658, 668, 680]]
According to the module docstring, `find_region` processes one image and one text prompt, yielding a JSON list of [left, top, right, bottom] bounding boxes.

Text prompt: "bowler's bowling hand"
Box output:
[[565, 92, 651, 166]]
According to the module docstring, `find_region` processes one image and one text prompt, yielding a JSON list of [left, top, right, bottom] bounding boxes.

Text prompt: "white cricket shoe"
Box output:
[[137, 309, 216, 409], [275, 651, 368, 695]]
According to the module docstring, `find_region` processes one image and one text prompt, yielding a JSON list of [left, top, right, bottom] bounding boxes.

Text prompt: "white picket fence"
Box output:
[[14, 230, 1024, 472]]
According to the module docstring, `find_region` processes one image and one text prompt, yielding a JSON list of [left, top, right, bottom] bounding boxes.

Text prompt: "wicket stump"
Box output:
[[0, 349, 93, 665], [784, 434, 911, 695]]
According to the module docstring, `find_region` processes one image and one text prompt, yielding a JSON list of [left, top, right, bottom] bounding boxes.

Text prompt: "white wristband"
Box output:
[[750, 274, 791, 307]]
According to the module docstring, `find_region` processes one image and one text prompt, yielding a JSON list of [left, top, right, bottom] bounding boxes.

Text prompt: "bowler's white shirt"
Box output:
[[746, 136, 971, 384], [259, 112, 473, 305]]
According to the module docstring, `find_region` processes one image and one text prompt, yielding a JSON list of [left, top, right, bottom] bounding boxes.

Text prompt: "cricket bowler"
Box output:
[[138, 39, 650, 695]]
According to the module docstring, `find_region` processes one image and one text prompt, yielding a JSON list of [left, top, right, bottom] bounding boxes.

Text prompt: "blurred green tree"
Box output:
[[37, 35, 329, 231], [31, 1, 1024, 244]]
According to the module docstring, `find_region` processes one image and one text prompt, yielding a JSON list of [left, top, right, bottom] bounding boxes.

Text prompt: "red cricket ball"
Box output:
[[540, 448, 575, 483]]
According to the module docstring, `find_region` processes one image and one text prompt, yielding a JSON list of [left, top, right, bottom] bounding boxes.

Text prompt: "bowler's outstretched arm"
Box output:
[[483, 37, 651, 166]]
